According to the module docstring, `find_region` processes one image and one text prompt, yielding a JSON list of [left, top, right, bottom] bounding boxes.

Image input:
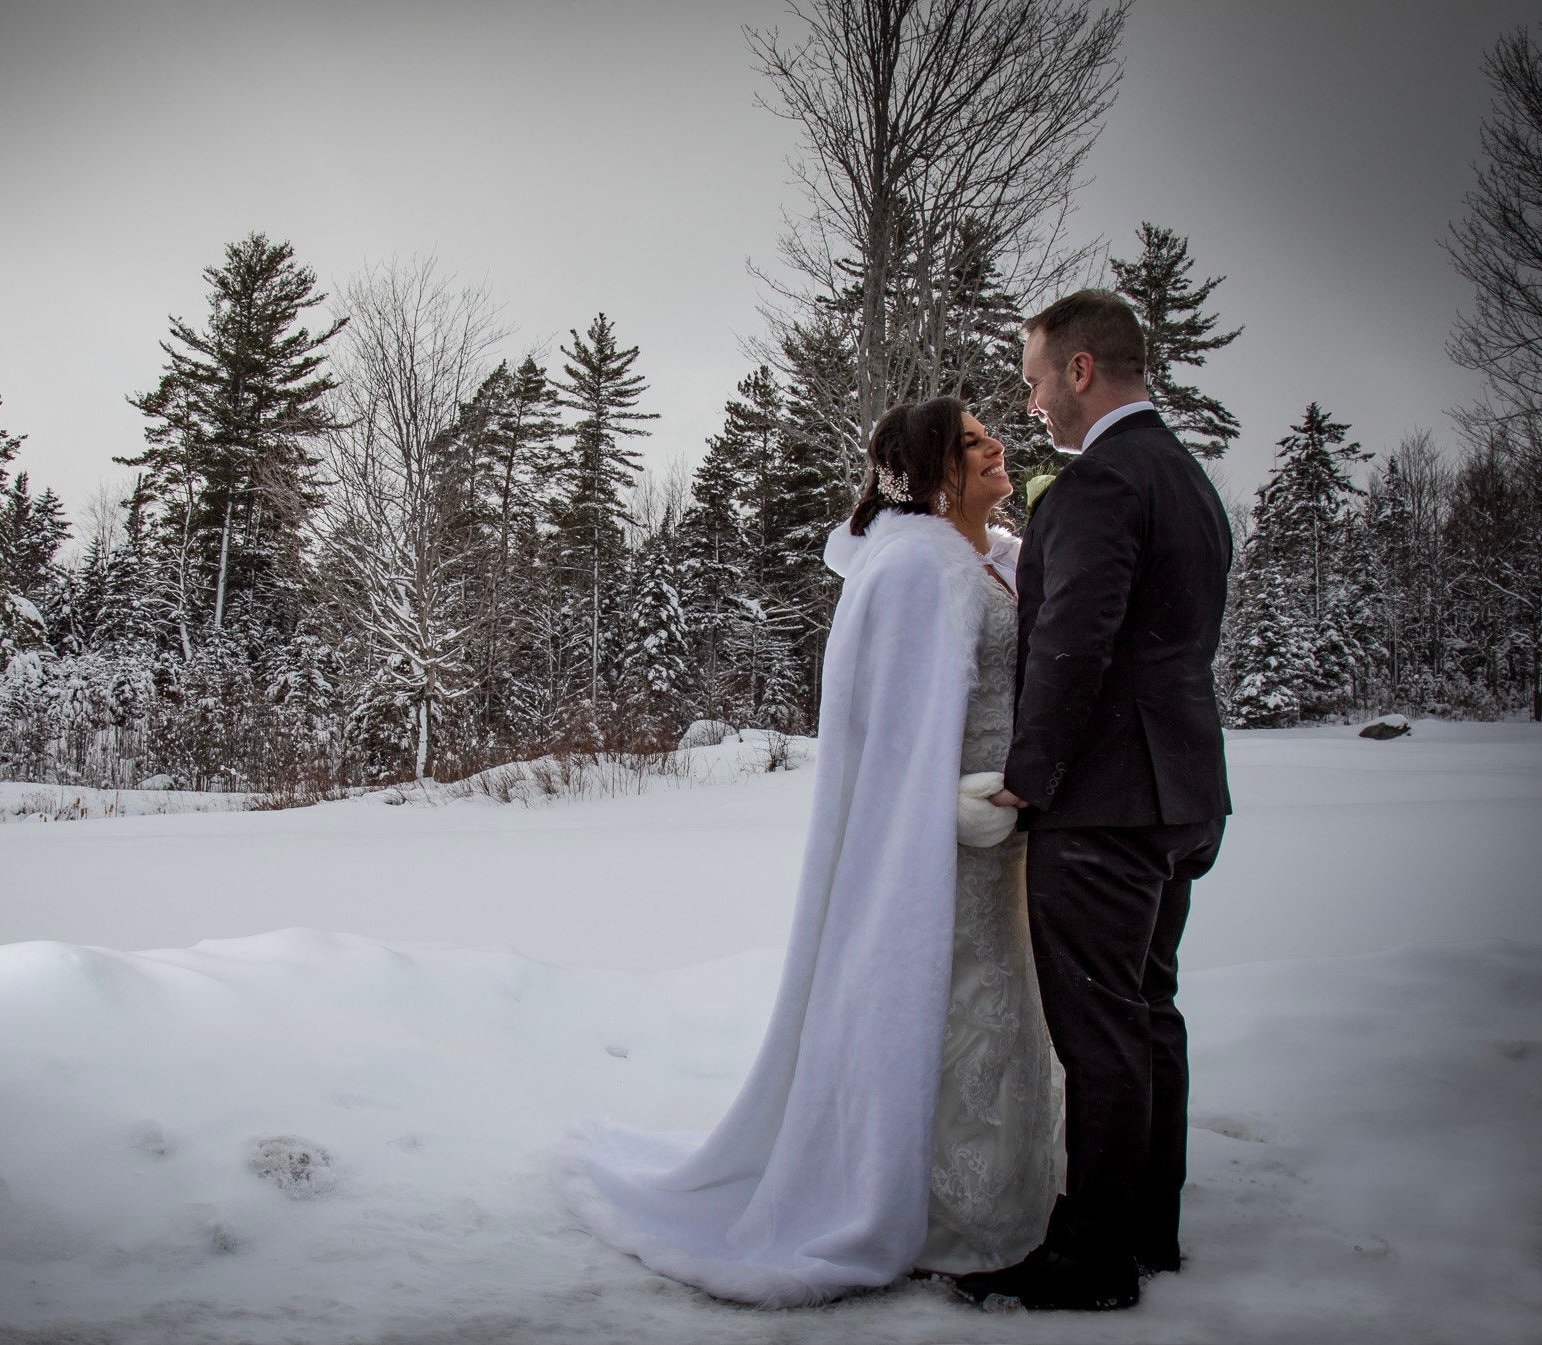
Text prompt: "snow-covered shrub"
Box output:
[[679, 718, 738, 750]]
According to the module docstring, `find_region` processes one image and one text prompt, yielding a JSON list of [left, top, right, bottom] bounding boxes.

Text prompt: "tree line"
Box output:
[[1228, 23, 1542, 726], [0, 236, 867, 791], [1, 4, 1537, 795]]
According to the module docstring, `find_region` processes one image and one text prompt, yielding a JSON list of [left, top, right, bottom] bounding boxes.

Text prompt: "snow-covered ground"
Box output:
[[0, 781, 255, 823], [1, 721, 1539, 1344]]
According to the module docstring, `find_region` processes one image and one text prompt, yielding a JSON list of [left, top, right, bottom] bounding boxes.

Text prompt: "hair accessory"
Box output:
[[875, 463, 912, 503], [934, 489, 950, 517]]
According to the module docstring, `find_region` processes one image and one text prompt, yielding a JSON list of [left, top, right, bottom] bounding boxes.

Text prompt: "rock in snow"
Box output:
[[1359, 713, 1413, 739]]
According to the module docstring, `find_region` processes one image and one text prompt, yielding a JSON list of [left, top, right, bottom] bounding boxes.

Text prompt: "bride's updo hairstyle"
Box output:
[[849, 395, 969, 536]]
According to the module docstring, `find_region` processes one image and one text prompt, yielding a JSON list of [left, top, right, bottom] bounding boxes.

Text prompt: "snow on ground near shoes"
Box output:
[[0, 720, 1539, 1343]]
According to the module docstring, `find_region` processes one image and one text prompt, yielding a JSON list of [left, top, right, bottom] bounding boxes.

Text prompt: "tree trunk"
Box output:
[[213, 497, 233, 631], [590, 529, 601, 706]]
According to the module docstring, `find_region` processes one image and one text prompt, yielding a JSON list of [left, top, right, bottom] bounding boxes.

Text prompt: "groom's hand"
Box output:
[[988, 788, 1028, 808]]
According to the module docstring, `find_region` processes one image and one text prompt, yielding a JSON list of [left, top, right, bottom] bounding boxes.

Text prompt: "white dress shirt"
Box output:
[[1074, 399, 1157, 454]]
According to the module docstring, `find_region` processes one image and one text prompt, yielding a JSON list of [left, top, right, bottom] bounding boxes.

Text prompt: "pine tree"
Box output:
[[0, 399, 23, 592], [124, 232, 345, 639], [677, 365, 844, 728], [617, 518, 691, 748], [1111, 222, 1242, 459], [3, 472, 71, 600], [60, 536, 109, 654], [776, 326, 862, 717], [1255, 404, 1370, 626], [779, 310, 864, 496], [1365, 453, 1417, 704], [550, 313, 658, 706], [936, 231, 1057, 518], [120, 373, 207, 658], [0, 410, 53, 670], [1228, 563, 1313, 727], [96, 477, 164, 654], [1230, 403, 1372, 722], [756, 636, 807, 733], [733, 366, 836, 724], [444, 356, 563, 740], [678, 417, 752, 722]]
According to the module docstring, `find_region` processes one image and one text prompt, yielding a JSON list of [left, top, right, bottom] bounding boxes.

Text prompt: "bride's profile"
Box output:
[[561, 396, 1061, 1306]]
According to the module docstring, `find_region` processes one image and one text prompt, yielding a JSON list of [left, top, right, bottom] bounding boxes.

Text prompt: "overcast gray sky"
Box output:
[[1, 0, 1534, 528]]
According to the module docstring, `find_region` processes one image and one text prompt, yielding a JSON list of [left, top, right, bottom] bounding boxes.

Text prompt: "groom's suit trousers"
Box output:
[[1027, 817, 1224, 1258]]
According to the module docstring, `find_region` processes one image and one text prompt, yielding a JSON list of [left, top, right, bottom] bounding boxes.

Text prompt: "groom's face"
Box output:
[[1022, 329, 1085, 453]]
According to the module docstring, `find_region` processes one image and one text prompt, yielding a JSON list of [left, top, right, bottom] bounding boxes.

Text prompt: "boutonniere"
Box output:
[[1023, 472, 1057, 523]]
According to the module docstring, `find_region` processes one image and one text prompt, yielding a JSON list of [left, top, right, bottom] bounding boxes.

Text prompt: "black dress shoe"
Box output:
[[1136, 1247, 1182, 1278], [953, 1243, 1139, 1311]]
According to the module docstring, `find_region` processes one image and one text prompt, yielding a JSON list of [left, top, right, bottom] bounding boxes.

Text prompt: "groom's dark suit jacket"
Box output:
[[1006, 409, 1232, 829]]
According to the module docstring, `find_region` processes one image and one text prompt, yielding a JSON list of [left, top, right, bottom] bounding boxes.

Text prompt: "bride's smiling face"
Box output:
[[956, 412, 1013, 518]]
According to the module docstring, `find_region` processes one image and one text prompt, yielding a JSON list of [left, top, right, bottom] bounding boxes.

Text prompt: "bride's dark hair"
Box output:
[[850, 396, 969, 536]]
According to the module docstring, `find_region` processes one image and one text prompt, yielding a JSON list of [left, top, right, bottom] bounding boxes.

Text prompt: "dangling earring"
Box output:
[[934, 489, 950, 516]]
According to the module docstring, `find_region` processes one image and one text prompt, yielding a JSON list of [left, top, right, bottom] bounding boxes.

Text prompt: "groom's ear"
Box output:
[[1068, 350, 1095, 393]]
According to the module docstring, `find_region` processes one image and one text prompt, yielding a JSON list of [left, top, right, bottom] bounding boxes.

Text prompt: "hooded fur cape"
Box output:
[[561, 510, 1017, 1306]]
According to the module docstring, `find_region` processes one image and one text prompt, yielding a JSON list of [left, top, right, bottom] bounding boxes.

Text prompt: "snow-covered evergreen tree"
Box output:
[[96, 477, 165, 655], [1111, 222, 1242, 459], [616, 518, 691, 749], [0, 402, 19, 589], [1254, 403, 1369, 620], [1228, 403, 1372, 723], [3, 472, 71, 602], [453, 356, 562, 741], [678, 415, 752, 722], [124, 233, 344, 641], [755, 633, 807, 733], [550, 313, 658, 707], [0, 403, 49, 676], [1228, 564, 1313, 727], [935, 230, 1056, 521]]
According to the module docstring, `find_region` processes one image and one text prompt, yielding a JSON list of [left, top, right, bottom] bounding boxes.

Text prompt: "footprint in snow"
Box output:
[[129, 1119, 171, 1156], [1191, 1112, 1280, 1144], [248, 1134, 340, 1198]]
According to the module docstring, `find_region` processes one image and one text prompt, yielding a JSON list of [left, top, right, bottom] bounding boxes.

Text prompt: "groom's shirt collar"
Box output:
[[1075, 399, 1156, 454]]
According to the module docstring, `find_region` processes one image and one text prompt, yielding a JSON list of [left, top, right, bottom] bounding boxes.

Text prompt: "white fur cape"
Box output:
[[561, 511, 1018, 1307]]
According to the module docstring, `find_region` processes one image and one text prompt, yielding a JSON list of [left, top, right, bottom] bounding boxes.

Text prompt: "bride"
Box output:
[[562, 397, 1061, 1306]]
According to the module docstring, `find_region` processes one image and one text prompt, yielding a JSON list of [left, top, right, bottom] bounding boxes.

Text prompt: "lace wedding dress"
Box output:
[[918, 570, 1062, 1273]]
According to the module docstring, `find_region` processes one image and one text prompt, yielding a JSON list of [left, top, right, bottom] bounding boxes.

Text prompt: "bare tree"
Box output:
[[747, 0, 1127, 461], [320, 258, 505, 780], [626, 455, 692, 547], [1445, 26, 1542, 718], [75, 478, 134, 559], [1446, 25, 1542, 476]]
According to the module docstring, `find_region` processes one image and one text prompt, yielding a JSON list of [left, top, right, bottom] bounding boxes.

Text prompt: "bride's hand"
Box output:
[[987, 788, 1027, 808]]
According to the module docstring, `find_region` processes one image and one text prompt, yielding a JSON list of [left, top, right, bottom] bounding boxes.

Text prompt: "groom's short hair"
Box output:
[[1025, 290, 1146, 384]]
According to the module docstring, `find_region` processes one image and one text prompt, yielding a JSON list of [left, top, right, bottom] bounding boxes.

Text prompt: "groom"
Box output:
[[966, 290, 1232, 1310]]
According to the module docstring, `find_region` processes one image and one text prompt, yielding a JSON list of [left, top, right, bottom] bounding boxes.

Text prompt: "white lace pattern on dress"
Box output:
[[917, 571, 1063, 1274]]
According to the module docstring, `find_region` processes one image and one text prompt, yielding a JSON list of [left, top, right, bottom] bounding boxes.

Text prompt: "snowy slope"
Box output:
[[0, 721, 1539, 1344]]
